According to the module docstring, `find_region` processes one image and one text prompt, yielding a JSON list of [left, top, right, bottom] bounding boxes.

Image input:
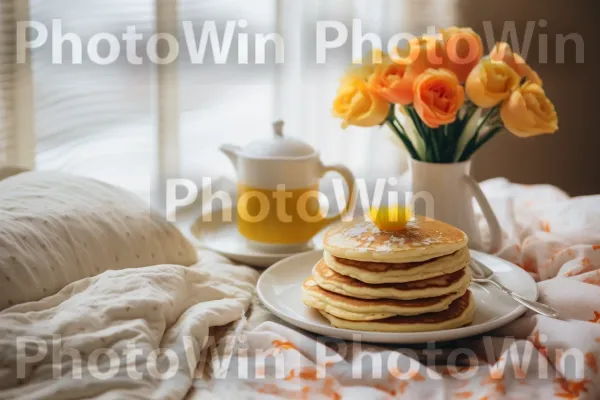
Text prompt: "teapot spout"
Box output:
[[219, 144, 241, 168]]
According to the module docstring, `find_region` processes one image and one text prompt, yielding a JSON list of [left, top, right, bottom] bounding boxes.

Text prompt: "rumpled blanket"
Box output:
[[2, 179, 600, 399], [0, 252, 258, 400], [204, 179, 600, 399]]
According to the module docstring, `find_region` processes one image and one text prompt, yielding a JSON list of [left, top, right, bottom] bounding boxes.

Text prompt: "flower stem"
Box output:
[[405, 106, 435, 161], [474, 106, 498, 136], [458, 105, 499, 161], [470, 125, 504, 154], [385, 119, 420, 161], [429, 127, 442, 162]]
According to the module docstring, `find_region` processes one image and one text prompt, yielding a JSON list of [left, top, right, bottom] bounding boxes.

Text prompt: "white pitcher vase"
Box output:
[[409, 159, 502, 253]]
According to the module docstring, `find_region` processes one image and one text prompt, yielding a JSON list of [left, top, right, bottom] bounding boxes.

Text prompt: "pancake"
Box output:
[[324, 246, 469, 284], [318, 291, 475, 332], [323, 216, 468, 263], [312, 258, 471, 300], [302, 277, 469, 321]]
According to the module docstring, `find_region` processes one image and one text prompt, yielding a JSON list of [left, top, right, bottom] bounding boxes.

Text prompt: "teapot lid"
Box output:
[[242, 121, 316, 158]]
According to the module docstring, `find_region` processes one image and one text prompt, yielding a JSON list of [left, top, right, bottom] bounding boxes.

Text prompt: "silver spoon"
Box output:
[[469, 258, 560, 319]]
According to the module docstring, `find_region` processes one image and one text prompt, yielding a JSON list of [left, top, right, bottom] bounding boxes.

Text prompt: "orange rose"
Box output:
[[392, 36, 445, 76], [441, 27, 484, 82], [500, 82, 558, 137], [368, 60, 414, 105], [413, 68, 465, 128], [392, 32, 480, 82], [466, 59, 520, 108], [490, 42, 542, 85]]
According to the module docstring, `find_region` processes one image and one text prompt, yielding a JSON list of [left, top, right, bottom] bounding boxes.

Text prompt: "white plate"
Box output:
[[257, 249, 538, 343], [188, 209, 321, 268]]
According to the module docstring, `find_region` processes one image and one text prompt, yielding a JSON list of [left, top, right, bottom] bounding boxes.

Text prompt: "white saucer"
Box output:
[[257, 250, 538, 343], [189, 209, 320, 268]]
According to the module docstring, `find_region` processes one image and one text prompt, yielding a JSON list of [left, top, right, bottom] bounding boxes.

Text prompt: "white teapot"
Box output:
[[220, 121, 356, 253]]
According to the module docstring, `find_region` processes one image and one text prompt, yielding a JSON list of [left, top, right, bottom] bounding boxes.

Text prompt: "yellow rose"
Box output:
[[500, 82, 558, 137], [346, 49, 387, 83], [441, 26, 484, 82], [333, 74, 390, 128], [466, 59, 520, 108], [354, 48, 386, 66], [413, 68, 465, 128], [343, 63, 377, 83], [490, 42, 542, 85]]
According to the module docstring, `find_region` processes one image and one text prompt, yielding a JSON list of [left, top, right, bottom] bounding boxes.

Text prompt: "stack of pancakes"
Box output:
[[302, 216, 475, 332]]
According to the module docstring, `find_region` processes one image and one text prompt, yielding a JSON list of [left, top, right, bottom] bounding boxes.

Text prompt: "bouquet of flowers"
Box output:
[[332, 27, 559, 163]]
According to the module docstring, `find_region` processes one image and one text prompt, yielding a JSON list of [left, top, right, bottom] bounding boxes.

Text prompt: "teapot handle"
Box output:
[[319, 164, 356, 225], [463, 175, 503, 253]]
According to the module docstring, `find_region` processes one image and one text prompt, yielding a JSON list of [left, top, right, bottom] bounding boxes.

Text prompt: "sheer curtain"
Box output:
[[277, 0, 406, 181], [277, 0, 457, 181], [31, 0, 277, 201], [31, 0, 158, 199], [176, 0, 276, 187], [1, 0, 456, 202], [178, 0, 457, 189]]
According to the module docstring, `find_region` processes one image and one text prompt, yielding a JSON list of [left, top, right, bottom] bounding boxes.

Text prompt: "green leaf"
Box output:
[[405, 107, 433, 161], [430, 127, 442, 162], [396, 107, 426, 160], [457, 106, 499, 161], [471, 125, 504, 154], [454, 108, 482, 161]]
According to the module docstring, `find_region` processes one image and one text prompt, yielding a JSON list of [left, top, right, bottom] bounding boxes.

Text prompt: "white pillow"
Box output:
[[0, 172, 198, 310]]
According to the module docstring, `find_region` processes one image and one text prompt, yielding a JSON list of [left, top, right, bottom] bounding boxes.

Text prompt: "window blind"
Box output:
[[0, 0, 34, 168], [0, 0, 15, 165]]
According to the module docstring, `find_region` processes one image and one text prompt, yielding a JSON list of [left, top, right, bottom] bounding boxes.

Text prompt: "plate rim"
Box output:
[[257, 249, 538, 344], [187, 208, 316, 266]]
